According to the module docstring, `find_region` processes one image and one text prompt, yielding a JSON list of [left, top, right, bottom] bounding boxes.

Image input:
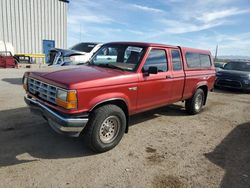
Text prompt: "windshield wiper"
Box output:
[[76, 60, 91, 65], [76, 63, 85, 65], [96, 63, 125, 71]]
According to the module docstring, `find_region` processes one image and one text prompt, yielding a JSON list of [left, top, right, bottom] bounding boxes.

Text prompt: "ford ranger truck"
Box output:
[[23, 42, 216, 152]]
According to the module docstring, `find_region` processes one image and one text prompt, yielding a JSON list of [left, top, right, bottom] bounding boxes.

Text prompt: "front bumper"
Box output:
[[24, 96, 88, 137], [215, 78, 250, 90]]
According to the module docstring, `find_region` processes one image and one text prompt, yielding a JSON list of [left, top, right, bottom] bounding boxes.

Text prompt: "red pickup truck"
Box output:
[[23, 42, 215, 152], [0, 51, 17, 68]]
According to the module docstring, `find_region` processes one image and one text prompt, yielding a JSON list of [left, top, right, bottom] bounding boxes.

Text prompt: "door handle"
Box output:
[[166, 75, 173, 79]]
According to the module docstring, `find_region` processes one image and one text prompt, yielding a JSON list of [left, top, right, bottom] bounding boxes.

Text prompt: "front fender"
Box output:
[[88, 92, 130, 111]]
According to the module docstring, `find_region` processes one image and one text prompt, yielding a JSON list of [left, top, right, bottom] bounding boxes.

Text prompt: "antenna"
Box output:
[[215, 44, 218, 62], [80, 25, 82, 41]]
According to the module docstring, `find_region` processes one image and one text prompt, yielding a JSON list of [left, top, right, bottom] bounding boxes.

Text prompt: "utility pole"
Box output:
[[214, 44, 218, 62]]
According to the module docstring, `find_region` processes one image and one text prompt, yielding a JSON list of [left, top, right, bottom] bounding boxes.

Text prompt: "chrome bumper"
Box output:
[[24, 96, 88, 137]]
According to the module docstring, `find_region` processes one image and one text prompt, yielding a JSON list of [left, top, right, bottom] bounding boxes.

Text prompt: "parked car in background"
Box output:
[[214, 62, 226, 72], [23, 42, 215, 152], [0, 51, 17, 68], [215, 61, 250, 92], [48, 42, 103, 66]]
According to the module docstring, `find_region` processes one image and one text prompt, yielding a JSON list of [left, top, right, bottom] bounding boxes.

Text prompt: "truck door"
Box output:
[[137, 47, 173, 112], [169, 49, 185, 101]]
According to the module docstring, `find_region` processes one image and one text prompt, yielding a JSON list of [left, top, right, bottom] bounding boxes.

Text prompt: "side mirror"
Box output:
[[148, 66, 158, 74]]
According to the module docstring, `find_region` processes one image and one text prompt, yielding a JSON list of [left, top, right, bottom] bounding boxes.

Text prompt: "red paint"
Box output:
[[25, 42, 216, 115], [0, 52, 17, 68]]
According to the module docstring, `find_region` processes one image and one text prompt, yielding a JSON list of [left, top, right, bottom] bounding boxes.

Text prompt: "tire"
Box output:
[[84, 104, 126, 153], [14, 59, 19, 68], [214, 84, 219, 89], [244, 89, 250, 94], [185, 88, 205, 115]]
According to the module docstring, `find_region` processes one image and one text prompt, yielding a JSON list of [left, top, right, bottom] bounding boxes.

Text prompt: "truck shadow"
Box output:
[[0, 107, 94, 167], [2, 78, 23, 85], [214, 88, 248, 95], [205, 122, 250, 188], [130, 103, 186, 126], [0, 104, 186, 167]]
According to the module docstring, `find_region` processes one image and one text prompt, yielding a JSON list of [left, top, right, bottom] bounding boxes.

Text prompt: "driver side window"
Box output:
[[93, 47, 118, 64], [143, 49, 168, 72]]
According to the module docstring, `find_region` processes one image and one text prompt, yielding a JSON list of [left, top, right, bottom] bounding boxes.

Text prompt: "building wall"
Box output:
[[0, 0, 68, 54]]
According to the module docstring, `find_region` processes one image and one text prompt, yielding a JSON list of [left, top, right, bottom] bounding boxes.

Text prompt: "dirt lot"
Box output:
[[0, 68, 249, 188]]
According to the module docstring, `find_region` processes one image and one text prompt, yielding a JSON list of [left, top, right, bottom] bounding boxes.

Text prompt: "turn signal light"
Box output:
[[56, 90, 77, 109]]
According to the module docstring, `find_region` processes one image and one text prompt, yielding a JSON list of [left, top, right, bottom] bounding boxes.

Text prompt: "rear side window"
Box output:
[[186, 52, 211, 68], [171, 50, 182, 70], [200, 54, 211, 67], [143, 49, 167, 72]]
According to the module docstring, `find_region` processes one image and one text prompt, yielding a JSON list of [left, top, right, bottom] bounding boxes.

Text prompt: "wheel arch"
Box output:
[[197, 85, 208, 105], [90, 98, 130, 133]]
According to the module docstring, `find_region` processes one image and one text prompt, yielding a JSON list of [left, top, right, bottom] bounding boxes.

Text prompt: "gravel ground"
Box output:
[[0, 68, 249, 188]]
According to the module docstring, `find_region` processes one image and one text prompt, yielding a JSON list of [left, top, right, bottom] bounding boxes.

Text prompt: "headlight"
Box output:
[[216, 72, 222, 76], [56, 89, 77, 109], [63, 56, 72, 62], [70, 56, 76, 61], [243, 75, 250, 84], [57, 89, 67, 101], [64, 56, 76, 62], [23, 76, 28, 90]]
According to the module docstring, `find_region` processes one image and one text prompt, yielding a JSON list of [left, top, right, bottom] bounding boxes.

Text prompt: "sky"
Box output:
[[67, 0, 250, 56]]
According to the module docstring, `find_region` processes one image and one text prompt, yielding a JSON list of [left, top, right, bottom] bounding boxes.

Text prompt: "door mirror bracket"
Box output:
[[145, 66, 158, 76]]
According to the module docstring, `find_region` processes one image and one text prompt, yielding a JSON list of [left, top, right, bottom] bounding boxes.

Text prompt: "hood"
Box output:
[[217, 69, 250, 77], [28, 65, 138, 89]]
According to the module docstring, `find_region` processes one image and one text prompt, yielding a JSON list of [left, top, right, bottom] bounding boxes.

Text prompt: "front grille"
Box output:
[[217, 79, 242, 88], [28, 78, 57, 104]]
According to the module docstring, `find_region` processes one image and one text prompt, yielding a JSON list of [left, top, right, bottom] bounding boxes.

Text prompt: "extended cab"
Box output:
[[23, 42, 215, 152]]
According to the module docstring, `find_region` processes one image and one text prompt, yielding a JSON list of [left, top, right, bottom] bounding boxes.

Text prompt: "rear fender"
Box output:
[[195, 81, 208, 93], [194, 81, 208, 105]]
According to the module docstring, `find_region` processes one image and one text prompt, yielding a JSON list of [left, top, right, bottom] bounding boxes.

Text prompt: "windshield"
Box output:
[[0, 51, 12, 56], [70, 43, 97, 53], [223, 62, 250, 72], [89, 44, 146, 71]]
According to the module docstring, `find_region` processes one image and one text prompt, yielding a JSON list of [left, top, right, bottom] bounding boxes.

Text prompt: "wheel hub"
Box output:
[[99, 116, 120, 143], [194, 94, 203, 111]]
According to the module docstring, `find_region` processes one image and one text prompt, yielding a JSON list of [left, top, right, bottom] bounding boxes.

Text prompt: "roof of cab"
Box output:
[[105, 41, 211, 54], [105, 41, 177, 48]]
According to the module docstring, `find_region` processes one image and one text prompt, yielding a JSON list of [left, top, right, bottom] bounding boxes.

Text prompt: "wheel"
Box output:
[[244, 89, 250, 94], [214, 84, 219, 89], [185, 89, 205, 115], [14, 59, 19, 68], [84, 104, 126, 152]]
